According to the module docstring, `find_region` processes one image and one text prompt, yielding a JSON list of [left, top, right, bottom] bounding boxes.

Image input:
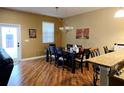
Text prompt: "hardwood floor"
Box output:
[[8, 59, 94, 86]]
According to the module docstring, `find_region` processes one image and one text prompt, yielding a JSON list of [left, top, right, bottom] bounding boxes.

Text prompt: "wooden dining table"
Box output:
[[86, 49, 124, 86], [46, 47, 77, 73]]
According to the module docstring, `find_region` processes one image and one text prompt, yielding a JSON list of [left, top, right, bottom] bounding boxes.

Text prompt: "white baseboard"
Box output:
[[21, 55, 45, 61]]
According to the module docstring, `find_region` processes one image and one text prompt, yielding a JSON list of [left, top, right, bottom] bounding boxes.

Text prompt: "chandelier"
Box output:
[[55, 7, 74, 32], [59, 26, 74, 31]]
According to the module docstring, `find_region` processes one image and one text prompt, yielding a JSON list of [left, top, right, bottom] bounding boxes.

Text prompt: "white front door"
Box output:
[[0, 24, 21, 63]]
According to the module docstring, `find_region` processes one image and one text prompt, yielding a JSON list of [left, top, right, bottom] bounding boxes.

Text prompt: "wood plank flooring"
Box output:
[[8, 59, 94, 86]]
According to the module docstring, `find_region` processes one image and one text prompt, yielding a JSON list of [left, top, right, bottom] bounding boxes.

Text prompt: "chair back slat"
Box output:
[[103, 46, 109, 54], [90, 48, 100, 58]]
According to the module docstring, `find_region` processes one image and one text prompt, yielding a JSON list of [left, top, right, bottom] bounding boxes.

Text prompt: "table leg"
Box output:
[[100, 66, 110, 86]]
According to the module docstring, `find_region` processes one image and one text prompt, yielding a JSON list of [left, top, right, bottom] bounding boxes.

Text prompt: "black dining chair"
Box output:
[[48, 46, 56, 64], [103, 46, 109, 54], [46, 44, 56, 62], [67, 44, 73, 50], [54, 47, 66, 67], [77, 45, 82, 48], [90, 48, 100, 86], [103, 46, 113, 54], [66, 52, 76, 73], [49, 43, 56, 47], [74, 49, 85, 73], [84, 48, 91, 70]]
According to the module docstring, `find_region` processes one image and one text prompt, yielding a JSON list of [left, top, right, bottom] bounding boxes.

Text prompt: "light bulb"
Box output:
[[59, 27, 64, 30], [114, 9, 124, 18]]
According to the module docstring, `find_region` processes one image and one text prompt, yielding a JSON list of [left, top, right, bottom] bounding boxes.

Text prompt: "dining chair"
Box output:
[[46, 48, 49, 62], [77, 45, 82, 48], [67, 44, 73, 50], [48, 46, 56, 64], [49, 43, 56, 47], [103, 46, 113, 54], [66, 52, 76, 73], [60, 47, 76, 73], [84, 48, 91, 70], [74, 48, 85, 73], [54, 47, 66, 67], [90, 48, 100, 86], [103, 46, 109, 54], [46, 44, 56, 62]]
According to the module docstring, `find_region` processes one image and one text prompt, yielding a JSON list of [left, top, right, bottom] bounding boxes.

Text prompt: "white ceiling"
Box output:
[[7, 7, 104, 18]]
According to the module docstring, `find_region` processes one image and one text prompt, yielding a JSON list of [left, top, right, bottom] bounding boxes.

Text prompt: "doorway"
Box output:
[[0, 23, 21, 63]]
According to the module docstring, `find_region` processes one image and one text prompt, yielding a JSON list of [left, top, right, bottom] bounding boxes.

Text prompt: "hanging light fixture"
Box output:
[[55, 7, 74, 32], [114, 8, 124, 18], [59, 18, 74, 32]]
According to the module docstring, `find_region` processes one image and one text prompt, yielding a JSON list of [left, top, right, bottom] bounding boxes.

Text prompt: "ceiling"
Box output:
[[7, 7, 104, 18]]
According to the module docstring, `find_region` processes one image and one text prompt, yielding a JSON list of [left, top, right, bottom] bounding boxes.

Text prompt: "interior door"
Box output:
[[0, 24, 21, 63]]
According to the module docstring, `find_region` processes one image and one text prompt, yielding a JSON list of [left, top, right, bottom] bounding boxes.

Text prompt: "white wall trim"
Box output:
[[21, 55, 45, 61]]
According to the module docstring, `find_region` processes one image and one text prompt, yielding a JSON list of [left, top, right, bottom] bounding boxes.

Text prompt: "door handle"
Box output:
[[17, 42, 20, 47]]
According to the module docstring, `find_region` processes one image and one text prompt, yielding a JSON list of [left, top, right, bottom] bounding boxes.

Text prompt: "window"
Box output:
[[42, 21, 54, 43]]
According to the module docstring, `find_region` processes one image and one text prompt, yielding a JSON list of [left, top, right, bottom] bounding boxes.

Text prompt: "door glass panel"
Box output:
[[6, 34, 14, 48], [1, 26, 18, 59]]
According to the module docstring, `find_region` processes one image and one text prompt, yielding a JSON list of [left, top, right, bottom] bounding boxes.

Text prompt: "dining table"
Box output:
[[86, 49, 124, 86], [46, 47, 79, 74]]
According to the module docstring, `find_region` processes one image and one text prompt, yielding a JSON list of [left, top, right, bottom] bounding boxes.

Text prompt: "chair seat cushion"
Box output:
[[59, 57, 63, 61], [51, 55, 55, 58]]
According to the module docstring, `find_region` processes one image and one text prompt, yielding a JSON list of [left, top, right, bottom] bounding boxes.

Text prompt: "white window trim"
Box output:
[[42, 21, 55, 43]]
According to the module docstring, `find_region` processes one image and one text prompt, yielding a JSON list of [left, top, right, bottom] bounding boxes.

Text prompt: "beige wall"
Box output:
[[0, 8, 62, 58], [63, 7, 124, 54]]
